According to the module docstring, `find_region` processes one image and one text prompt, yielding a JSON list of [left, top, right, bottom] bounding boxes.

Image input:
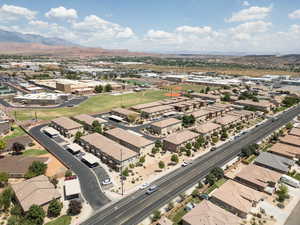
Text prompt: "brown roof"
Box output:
[[211, 180, 264, 215], [131, 101, 162, 110], [111, 108, 140, 117], [228, 110, 254, 117], [194, 122, 221, 135], [215, 115, 240, 126], [105, 128, 153, 148], [182, 199, 242, 225], [141, 105, 174, 114], [280, 135, 300, 147], [0, 155, 48, 176], [12, 175, 61, 211], [235, 164, 282, 189], [81, 133, 138, 162], [269, 142, 300, 158], [235, 100, 273, 108], [164, 130, 199, 145], [191, 93, 220, 100], [191, 109, 211, 118], [151, 118, 181, 128], [289, 128, 300, 137], [52, 116, 83, 130], [72, 114, 106, 126]]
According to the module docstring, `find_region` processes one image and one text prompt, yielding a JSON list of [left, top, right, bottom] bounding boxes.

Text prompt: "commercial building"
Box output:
[[163, 130, 199, 152], [234, 164, 281, 192], [254, 152, 294, 173], [140, 105, 174, 119], [194, 122, 221, 136], [51, 117, 84, 137], [105, 128, 154, 154], [235, 100, 275, 112], [80, 133, 138, 171], [211, 180, 264, 218], [71, 114, 106, 130], [149, 118, 182, 136], [182, 199, 242, 225], [13, 92, 71, 105], [269, 142, 300, 159], [111, 108, 140, 122], [12, 175, 61, 212]]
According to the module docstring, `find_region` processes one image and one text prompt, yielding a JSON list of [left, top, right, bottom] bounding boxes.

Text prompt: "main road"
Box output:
[[82, 105, 300, 225]]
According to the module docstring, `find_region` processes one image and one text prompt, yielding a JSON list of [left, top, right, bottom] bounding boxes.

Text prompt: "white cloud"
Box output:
[[242, 1, 250, 7], [146, 29, 175, 40], [45, 6, 78, 20], [230, 21, 272, 34], [0, 4, 36, 21], [175, 25, 213, 35], [289, 9, 300, 19], [226, 6, 272, 22]]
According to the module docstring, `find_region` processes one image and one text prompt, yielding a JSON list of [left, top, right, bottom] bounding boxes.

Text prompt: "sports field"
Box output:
[[12, 90, 169, 121]]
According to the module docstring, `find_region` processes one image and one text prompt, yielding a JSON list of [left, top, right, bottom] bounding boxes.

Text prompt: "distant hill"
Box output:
[[0, 29, 75, 46]]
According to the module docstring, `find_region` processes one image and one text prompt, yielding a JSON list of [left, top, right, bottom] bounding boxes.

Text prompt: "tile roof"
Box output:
[[105, 128, 153, 148], [164, 130, 199, 145], [279, 135, 300, 147], [194, 122, 221, 135], [215, 115, 240, 126], [141, 105, 174, 114], [182, 199, 242, 225], [52, 116, 83, 130], [211, 180, 264, 215], [111, 108, 140, 117], [81, 133, 138, 162], [12, 175, 61, 211], [131, 101, 162, 110], [151, 118, 181, 128], [289, 128, 300, 137], [72, 114, 106, 126], [269, 142, 300, 159], [191, 109, 211, 118]]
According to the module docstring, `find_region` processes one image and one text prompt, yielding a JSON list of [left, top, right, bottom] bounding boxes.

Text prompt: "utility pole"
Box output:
[[120, 148, 124, 196]]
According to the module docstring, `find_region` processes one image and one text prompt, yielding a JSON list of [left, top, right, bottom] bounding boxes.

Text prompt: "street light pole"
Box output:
[[120, 148, 124, 196]]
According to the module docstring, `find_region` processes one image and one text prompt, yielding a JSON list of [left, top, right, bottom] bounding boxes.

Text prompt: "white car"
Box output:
[[181, 162, 188, 167], [139, 183, 150, 190], [102, 178, 112, 185]]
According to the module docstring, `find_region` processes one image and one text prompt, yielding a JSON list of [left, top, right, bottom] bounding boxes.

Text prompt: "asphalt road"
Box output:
[[29, 125, 110, 209], [82, 105, 300, 225], [0, 96, 88, 109], [284, 200, 300, 225]]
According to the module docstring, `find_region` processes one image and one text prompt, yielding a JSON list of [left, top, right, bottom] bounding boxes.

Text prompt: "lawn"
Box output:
[[205, 178, 227, 194], [3, 125, 25, 140], [45, 215, 71, 225], [12, 90, 168, 121], [22, 149, 48, 156], [169, 207, 187, 225], [161, 84, 219, 93]]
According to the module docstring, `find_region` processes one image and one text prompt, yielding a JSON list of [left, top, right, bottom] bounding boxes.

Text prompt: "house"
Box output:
[[111, 108, 140, 122], [140, 105, 174, 119], [288, 128, 300, 137], [191, 109, 214, 121], [80, 133, 138, 171], [235, 100, 274, 112], [171, 100, 205, 112], [163, 130, 199, 152], [193, 122, 221, 136], [215, 115, 240, 128], [149, 118, 182, 136], [0, 155, 48, 178], [51, 117, 84, 137], [269, 142, 300, 159], [210, 180, 264, 218], [11, 175, 61, 212], [181, 199, 242, 225], [254, 152, 295, 173], [131, 101, 162, 111], [234, 164, 282, 192], [2, 135, 33, 153], [104, 128, 154, 154], [279, 135, 300, 148], [71, 114, 106, 130], [228, 110, 255, 121]]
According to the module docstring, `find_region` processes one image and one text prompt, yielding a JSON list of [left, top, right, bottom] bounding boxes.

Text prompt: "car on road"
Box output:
[[181, 162, 188, 167], [67, 104, 74, 107], [139, 183, 150, 190], [146, 185, 158, 194], [210, 147, 216, 151], [102, 178, 112, 185]]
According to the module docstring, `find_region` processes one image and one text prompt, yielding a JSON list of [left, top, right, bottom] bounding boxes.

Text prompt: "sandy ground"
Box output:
[[38, 153, 68, 178]]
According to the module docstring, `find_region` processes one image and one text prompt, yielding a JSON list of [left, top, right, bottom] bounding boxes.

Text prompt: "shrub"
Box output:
[[68, 200, 82, 216]]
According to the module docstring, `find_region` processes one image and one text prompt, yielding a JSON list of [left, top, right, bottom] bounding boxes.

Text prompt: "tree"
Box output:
[[127, 113, 138, 123], [171, 154, 179, 164], [152, 210, 161, 222], [92, 120, 102, 134], [158, 161, 165, 170], [11, 142, 25, 155], [186, 149, 191, 157], [0, 172, 8, 187], [220, 130, 228, 140], [205, 173, 217, 186], [185, 142, 192, 150], [285, 122, 293, 130], [50, 177, 58, 188], [211, 136, 219, 144], [65, 169, 72, 177], [151, 147, 159, 155], [7, 215, 20, 225], [139, 156, 145, 164], [211, 167, 224, 180], [182, 115, 196, 127], [25, 161, 47, 179], [0, 187, 13, 211], [0, 139, 6, 152], [26, 205, 45, 225], [192, 189, 199, 197], [277, 184, 289, 202], [10, 204, 22, 216], [122, 167, 129, 177], [205, 86, 210, 94], [47, 199, 62, 218], [94, 85, 103, 93], [196, 136, 205, 146], [155, 140, 162, 148], [68, 200, 82, 216], [104, 84, 112, 92], [74, 131, 83, 142], [221, 93, 231, 102]]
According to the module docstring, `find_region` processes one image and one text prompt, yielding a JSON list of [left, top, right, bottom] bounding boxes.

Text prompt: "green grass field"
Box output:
[[162, 84, 219, 92], [3, 125, 25, 141], [12, 90, 168, 121], [22, 149, 48, 156], [45, 215, 71, 225]]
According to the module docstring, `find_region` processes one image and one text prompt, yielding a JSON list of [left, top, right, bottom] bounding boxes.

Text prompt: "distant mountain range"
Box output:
[[0, 29, 75, 46]]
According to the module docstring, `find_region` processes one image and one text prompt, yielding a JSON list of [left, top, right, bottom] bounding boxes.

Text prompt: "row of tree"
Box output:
[[94, 84, 113, 93]]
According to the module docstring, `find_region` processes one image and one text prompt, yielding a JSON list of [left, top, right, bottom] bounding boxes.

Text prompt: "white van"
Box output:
[[280, 175, 300, 188]]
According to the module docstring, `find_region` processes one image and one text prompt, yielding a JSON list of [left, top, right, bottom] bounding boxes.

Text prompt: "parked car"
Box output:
[[181, 162, 188, 167], [102, 178, 112, 185], [198, 193, 209, 200], [139, 183, 150, 190], [280, 175, 300, 188], [146, 185, 158, 194], [184, 202, 195, 211]]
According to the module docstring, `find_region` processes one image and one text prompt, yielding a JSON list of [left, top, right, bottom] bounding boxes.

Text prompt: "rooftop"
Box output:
[[111, 108, 140, 117], [151, 118, 181, 128], [194, 122, 221, 134], [279, 135, 300, 147], [72, 114, 106, 126], [289, 128, 300, 137], [235, 100, 273, 108], [141, 105, 174, 114], [52, 116, 83, 130], [164, 130, 199, 145], [215, 115, 240, 126], [269, 142, 300, 159], [131, 101, 162, 110], [191, 109, 211, 118], [182, 199, 242, 225]]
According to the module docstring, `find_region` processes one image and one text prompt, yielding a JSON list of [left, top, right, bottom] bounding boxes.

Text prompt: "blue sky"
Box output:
[[0, 0, 300, 53]]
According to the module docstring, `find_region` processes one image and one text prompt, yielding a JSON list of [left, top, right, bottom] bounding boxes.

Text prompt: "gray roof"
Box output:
[[254, 152, 294, 173]]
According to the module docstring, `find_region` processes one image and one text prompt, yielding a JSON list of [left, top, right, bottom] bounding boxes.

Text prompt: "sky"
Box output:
[[0, 0, 300, 53]]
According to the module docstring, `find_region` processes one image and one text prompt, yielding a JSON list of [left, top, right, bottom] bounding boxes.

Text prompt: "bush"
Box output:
[[68, 200, 82, 216], [25, 161, 47, 179], [151, 210, 161, 222], [277, 203, 285, 208], [65, 170, 72, 177], [47, 199, 62, 218], [25, 205, 45, 225], [10, 205, 22, 216]]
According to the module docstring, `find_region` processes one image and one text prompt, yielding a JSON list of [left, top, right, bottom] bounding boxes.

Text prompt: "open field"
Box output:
[[22, 148, 48, 156], [3, 125, 25, 140], [124, 64, 300, 77], [12, 90, 169, 121], [161, 84, 219, 92]]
